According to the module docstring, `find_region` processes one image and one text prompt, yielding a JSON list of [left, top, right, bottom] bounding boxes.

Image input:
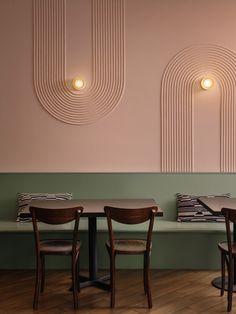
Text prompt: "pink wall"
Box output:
[[0, 0, 236, 172]]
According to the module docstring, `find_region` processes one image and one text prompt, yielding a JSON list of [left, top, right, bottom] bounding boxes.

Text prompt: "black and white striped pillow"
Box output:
[[17, 192, 73, 222], [177, 193, 230, 222]]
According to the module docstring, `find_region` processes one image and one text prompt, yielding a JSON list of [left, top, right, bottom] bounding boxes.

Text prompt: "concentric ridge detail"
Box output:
[[161, 44, 236, 173], [34, 0, 125, 125]]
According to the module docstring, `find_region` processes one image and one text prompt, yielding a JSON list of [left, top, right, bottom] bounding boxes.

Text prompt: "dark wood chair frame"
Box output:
[[30, 205, 83, 310], [104, 206, 157, 308], [220, 207, 236, 312]]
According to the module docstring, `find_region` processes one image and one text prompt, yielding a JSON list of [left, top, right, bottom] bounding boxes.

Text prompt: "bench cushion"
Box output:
[[177, 193, 230, 222], [17, 193, 72, 222]]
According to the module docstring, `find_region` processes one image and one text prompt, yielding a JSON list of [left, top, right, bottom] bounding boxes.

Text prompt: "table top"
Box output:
[[30, 199, 163, 217], [198, 197, 236, 214]]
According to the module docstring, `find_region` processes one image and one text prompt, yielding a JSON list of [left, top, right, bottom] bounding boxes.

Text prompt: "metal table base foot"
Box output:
[[79, 274, 110, 291], [212, 276, 236, 292]]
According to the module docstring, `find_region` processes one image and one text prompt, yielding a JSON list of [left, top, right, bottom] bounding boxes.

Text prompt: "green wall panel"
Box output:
[[1, 172, 236, 220], [0, 173, 233, 269]]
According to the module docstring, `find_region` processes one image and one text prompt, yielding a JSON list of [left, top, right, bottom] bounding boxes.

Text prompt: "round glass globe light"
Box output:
[[72, 78, 85, 90], [201, 78, 214, 90]]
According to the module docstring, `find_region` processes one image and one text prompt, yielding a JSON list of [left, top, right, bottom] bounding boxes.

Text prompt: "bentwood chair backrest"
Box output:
[[221, 207, 236, 256], [104, 206, 156, 253], [30, 206, 83, 254]]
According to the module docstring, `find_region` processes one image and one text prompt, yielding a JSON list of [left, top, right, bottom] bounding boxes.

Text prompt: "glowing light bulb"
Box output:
[[72, 78, 85, 90], [200, 78, 214, 90]]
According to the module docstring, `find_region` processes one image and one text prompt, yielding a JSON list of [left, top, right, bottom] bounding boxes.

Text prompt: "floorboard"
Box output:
[[0, 270, 233, 313]]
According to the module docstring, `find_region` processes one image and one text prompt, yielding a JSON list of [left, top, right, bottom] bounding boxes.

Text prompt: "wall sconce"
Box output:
[[200, 77, 214, 90], [72, 78, 85, 90]]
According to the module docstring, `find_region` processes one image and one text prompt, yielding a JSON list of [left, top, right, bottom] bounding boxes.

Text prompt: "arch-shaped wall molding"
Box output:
[[33, 0, 125, 125], [161, 44, 236, 173]]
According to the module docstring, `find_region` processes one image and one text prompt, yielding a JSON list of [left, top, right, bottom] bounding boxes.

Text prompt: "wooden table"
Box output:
[[31, 198, 163, 290], [198, 196, 236, 292]]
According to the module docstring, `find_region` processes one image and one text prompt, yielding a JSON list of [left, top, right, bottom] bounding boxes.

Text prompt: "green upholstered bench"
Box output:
[[0, 218, 227, 270], [0, 218, 226, 233]]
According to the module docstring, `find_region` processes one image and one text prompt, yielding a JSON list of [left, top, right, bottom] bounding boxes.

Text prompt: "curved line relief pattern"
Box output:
[[34, 0, 125, 125], [161, 44, 236, 173]]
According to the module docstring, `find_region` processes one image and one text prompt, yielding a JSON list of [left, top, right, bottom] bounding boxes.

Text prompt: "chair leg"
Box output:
[[221, 251, 225, 296], [145, 252, 152, 309], [33, 254, 42, 309], [40, 254, 45, 293], [72, 253, 79, 310], [76, 252, 80, 293], [227, 256, 233, 312], [110, 251, 116, 308], [143, 253, 147, 294]]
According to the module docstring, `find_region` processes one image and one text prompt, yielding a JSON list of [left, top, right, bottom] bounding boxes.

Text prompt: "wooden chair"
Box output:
[[219, 207, 236, 312], [104, 206, 157, 308], [30, 205, 83, 310]]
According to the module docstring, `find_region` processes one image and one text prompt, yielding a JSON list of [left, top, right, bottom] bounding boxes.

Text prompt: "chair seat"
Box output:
[[218, 241, 236, 255], [40, 239, 81, 254], [106, 239, 150, 254]]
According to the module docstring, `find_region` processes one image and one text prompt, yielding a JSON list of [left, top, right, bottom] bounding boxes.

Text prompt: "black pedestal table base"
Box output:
[[212, 276, 236, 292], [79, 274, 110, 290], [78, 216, 110, 290]]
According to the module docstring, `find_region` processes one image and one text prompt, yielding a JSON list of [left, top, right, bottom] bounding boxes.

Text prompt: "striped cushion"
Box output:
[[177, 193, 230, 222], [17, 192, 73, 222]]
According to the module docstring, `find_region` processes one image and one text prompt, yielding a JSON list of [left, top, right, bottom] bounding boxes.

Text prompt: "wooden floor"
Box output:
[[0, 269, 234, 313]]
